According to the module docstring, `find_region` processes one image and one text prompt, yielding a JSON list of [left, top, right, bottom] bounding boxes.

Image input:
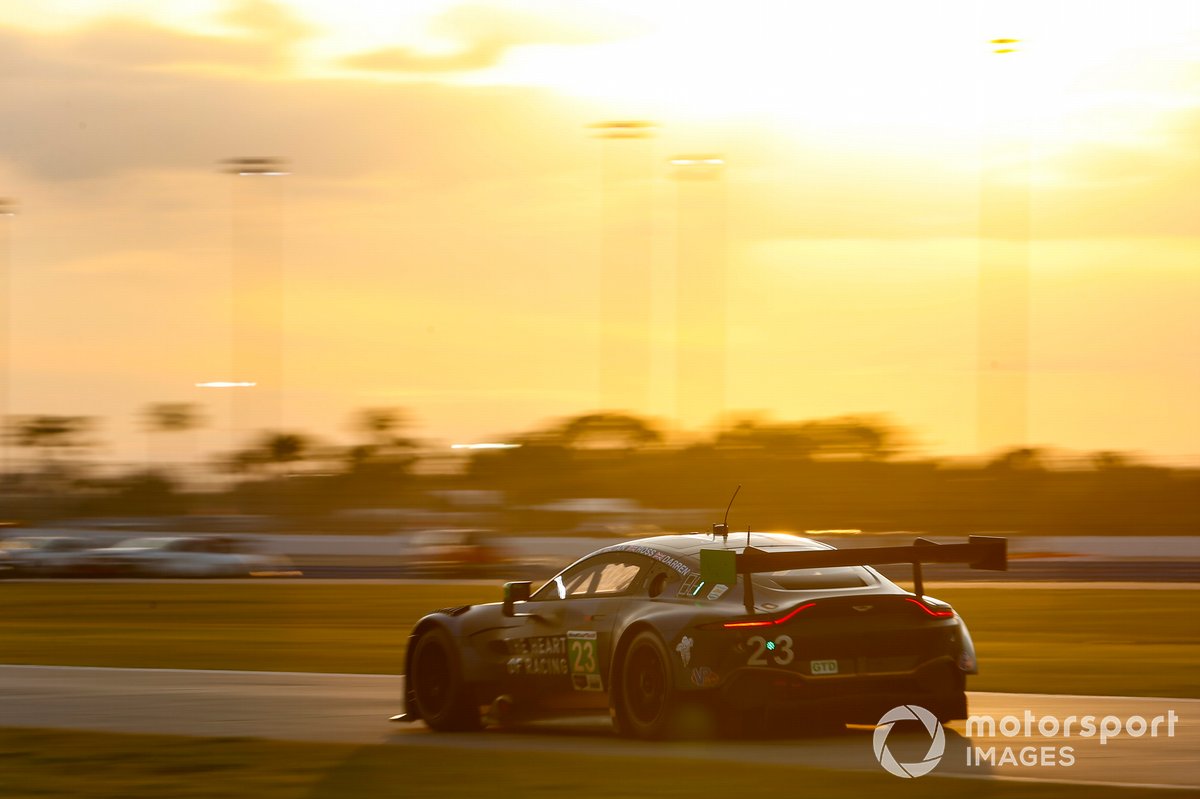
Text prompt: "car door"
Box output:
[[506, 552, 650, 710]]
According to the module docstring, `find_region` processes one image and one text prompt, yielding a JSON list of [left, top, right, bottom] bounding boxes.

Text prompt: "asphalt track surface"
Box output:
[[1, 665, 1195, 790]]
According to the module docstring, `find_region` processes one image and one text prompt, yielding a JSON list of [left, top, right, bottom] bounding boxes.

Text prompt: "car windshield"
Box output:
[[757, 566, 873, 590]]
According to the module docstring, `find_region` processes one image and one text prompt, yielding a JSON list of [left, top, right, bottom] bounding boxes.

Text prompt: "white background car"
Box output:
[[93, 536, 287, 578]]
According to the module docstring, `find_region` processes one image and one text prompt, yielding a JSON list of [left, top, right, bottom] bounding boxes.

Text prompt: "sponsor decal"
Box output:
[[691, 666, 719, 687], [675, 635, 693, 666], [602, 544, 690, 575], [707, 584, 729, 600], [678, 573, 702, 598], [505, 635, 568, 676]]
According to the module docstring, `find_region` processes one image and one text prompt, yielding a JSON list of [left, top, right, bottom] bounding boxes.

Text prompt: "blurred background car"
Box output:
[[90, 535, 293, 578], [402, 528, 513, 578], [0, 536, 98, 577]]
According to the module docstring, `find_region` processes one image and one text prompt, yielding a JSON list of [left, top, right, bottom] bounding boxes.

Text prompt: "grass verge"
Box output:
[[1, 582, 1197, 697], [934, 587, 1200, 698], [0, 582, 497, 675]]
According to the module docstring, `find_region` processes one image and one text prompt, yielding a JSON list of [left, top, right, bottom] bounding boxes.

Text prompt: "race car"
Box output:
[[88, 536, 286, 578], [395, 529, 1006, 739]]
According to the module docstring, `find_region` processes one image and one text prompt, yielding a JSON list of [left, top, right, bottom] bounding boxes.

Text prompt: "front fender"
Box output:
[[402, 614, 459, 719], [402, 603, 519, 717]]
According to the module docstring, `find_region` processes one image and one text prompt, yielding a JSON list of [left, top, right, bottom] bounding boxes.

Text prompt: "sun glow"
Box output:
[[5, 0, 1196, 153], [1, 0, 1198, 461]]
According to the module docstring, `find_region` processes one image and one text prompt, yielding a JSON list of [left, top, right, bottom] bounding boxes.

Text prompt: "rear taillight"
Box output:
[[773, 602, 816, 624], [906, 597, 954, 618], [711, 602, 816, 629]]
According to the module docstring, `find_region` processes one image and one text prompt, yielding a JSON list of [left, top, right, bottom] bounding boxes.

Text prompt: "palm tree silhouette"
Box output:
[[142, 402, 205, 469]]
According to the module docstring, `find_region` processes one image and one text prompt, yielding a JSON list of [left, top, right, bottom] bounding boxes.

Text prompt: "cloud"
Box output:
[[342, 40, 505, 74], [341, 4, 631, 74], [221, 0, 315, 45], [12, 0, 313, 75], [68, 18, 281, 70], [0, 3, 1197, 243], [0, 18, 593, 183]]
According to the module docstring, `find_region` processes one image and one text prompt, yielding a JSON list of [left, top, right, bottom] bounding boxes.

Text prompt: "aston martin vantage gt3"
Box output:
[[396, 530, 1006, 739]]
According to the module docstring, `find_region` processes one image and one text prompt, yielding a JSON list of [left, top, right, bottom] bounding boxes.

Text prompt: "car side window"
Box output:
[[533, 553, 649, 600], [564, 565, 600, 596], [593, 562, 640, 594]]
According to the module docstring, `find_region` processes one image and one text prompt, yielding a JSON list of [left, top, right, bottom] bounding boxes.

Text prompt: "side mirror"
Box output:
[[502, 581, 532, 617]]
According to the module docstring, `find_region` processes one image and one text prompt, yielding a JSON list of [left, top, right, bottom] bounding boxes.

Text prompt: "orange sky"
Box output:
[[0, 0, 1197, 463]]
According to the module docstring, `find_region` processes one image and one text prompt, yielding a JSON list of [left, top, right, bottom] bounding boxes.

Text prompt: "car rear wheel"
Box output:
[[932, 691, 969, 723], [924, 663, 968, 722], [615, 631, 677, 739], [410, 627, 479, 731]]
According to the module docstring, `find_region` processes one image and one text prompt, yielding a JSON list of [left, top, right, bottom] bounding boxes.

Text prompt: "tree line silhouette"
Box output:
[[1, 407, 1196, 535]]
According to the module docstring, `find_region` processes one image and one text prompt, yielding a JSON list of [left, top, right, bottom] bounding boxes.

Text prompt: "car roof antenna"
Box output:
[[713, 484, 741, 544]]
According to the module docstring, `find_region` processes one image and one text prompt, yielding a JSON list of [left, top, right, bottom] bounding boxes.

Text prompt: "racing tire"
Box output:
[[410, 627, 480, 732], [614, 631, 678, 740], [933, 691, 969, 723], [926, 665, 968, 722]]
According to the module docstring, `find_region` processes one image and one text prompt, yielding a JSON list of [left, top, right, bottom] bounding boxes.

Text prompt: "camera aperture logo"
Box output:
[[873, 705, 1182, 777], [873, 705, 945, 778]]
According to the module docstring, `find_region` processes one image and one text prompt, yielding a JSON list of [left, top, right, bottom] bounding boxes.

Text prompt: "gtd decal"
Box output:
[[873, 705, 945, 778]]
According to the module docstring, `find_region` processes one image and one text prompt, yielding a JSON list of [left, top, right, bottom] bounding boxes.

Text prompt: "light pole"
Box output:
[[669, 155, 727, 430], [0, 198, 14, 480], [590, 121, 656, 416], [978, 39, 1031, 454], [219, 157, 288, 449]]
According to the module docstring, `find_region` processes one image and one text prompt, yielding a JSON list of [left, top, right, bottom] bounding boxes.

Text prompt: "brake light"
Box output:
[[774, 602, 816, 624], [906, 597, 954, 618], [721, 602, 815, 629]]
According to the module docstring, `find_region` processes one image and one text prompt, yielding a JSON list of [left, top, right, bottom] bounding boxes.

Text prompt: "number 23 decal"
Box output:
[[569, 639, 598, 674], [747, 635, 794, 666]]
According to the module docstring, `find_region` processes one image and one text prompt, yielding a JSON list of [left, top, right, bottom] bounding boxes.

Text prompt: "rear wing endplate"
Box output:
[[700, 535, 1007, 613]]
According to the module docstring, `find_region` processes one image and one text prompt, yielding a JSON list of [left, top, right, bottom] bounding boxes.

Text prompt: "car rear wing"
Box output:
[[700, 535, 1007, 613]]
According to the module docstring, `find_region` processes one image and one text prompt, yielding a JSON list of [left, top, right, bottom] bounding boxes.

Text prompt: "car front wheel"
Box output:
[[410, 627, 480, 731]]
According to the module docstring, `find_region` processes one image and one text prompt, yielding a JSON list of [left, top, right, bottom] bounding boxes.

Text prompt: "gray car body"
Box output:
[[402, 532, 978, 725]]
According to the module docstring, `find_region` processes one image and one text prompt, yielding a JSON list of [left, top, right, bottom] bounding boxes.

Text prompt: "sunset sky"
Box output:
[[0, 0, 1197, 463]]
